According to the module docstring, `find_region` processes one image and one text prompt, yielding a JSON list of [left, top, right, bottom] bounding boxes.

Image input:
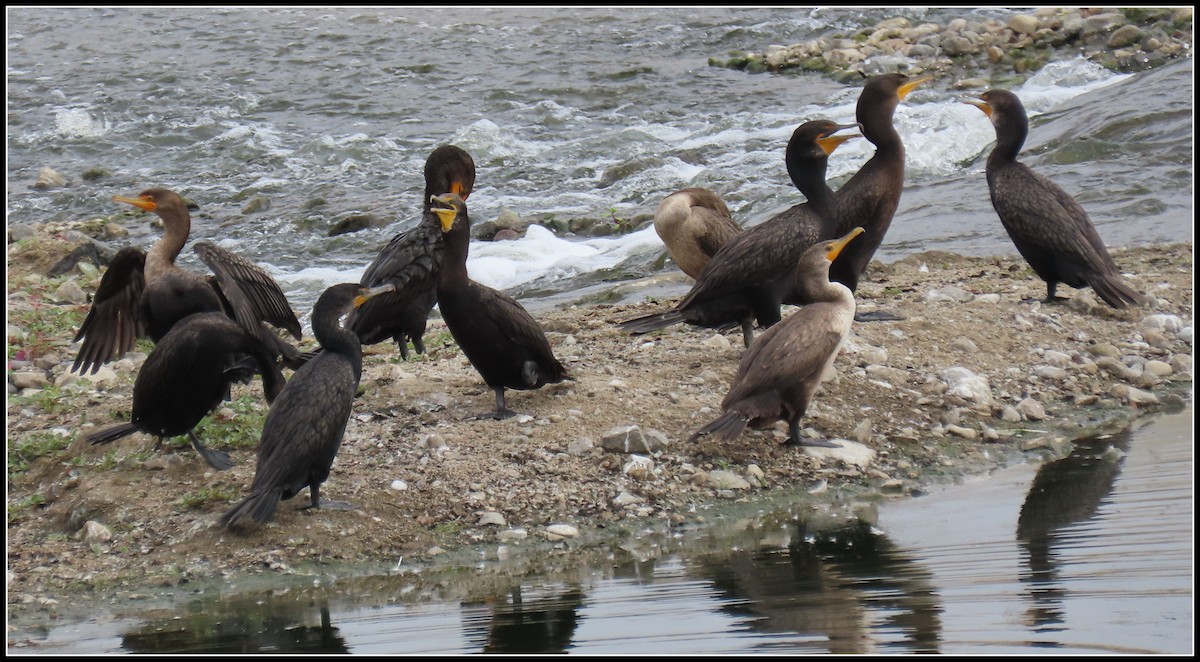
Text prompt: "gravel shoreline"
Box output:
[[6, 226, 1193, 634]]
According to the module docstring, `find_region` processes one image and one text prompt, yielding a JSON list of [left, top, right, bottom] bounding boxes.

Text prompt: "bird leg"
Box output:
[[187, 431, 235, 471], [395, 336, 411, 361], [782, 421, 841, 448], [410, 335, 425, 356], [299, 484, 356, 512], [739, 317, 755, 348], [481, 387, 518, 420], [1042, 282, 1071, 305]]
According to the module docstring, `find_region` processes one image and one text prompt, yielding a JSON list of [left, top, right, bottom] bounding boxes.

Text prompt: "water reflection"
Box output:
[[21, 406, 1191, 654], [120, 597, 347, 654], [693, 519, 942, 654], [460, 584, 585, 653], [1016, 428, 1131, 638]]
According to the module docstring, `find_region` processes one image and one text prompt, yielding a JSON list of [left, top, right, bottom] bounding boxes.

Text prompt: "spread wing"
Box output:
[[193, 241, 302, 340], [72, 246, 148, 374]]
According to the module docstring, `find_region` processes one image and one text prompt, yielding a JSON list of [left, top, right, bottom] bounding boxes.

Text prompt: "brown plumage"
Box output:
[[653, 187, 742, 279], [72, 188, 303, 375], [689, 227, 865, 449], [431, 193, 569, 420], [828, 73, 928, 295], [219, 282, 394, 527], [345, 144, 477, 359], [965, 89, 1144, 309], [85, 312, 287, 471], [619, 120, 860, 346]]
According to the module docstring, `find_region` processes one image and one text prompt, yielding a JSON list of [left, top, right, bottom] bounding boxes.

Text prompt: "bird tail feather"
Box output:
[[688, 412, 749, 444], [218, 490, 282, 528], [619, 310, 686, 334], [1090, 274, 1144, 309], [86, 422, 139, 446]]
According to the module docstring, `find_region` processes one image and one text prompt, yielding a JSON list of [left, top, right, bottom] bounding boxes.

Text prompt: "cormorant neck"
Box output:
[[797, 266, 855, 306], [787, 158, 834, 210], [989, 111, 1027, 164], [315, 310, 365, 380], [145, 208, 191, 280], [437, 222, 471, 289]]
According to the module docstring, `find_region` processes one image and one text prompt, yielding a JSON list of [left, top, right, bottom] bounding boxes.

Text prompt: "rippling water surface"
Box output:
[[6, 7, 1193, 315], [11, 403, 1192, 654]]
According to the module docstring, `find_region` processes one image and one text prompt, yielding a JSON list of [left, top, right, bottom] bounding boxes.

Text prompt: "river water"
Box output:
[[6, 7, 1194, 322], [6, 7, 1194, 654]]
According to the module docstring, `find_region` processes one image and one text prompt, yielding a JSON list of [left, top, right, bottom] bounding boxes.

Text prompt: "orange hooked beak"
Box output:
[[816, 122, 863, 156], [112, 194, 157, 212]]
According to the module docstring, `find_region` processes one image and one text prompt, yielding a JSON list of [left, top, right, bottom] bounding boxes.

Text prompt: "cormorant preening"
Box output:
[[431, 193, 569, 420], [219, 282, 395, 527], [689, 227, 865, 449], [86, 312, 287, 470], [829, 73, 928, 302], [653, 187, 742, 280], [619, 120, 860, 346], [965, 89, 1144, 309], [72, 188, 303, 374], [345, 144, 477, 359]]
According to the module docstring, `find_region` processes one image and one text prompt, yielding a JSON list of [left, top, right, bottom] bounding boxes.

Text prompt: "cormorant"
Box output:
[[653, 187, 742, 280], [86, 312, 287, 470], [689, 226, 865, 449], [72, 188, 304, 374], [965, 89, 1144, 309], [619, 120, 860, 346], [828, 73, 929, 303], [344, 144, 477, 359], [219, 281, 395, 527], [431, 193, 569, 420]]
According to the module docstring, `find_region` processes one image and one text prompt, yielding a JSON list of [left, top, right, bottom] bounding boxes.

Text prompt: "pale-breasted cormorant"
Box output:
[[653, 187, 742, 280], [689, 226, 865, 448]]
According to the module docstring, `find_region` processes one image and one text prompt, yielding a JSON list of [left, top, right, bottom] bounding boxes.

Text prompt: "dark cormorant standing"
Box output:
[[219, 282, 395, 527], [344, 144, 477, 359], [965, 89, 1145, 309], [653, 187, 743, 280], [86, 312, 287, 470], [430, 193, 569, 420], [619, 120, 860, 346], [72, 188, 303, 374], [828, 73, 928, 300], [689, 226, 865, 448]]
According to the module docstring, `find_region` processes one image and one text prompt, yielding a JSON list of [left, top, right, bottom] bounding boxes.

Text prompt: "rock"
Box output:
[[567, 437, 595, 456], [33, 166, 67, 189], [946, 424, 977, 439], [79, 520, 112, 542], [242, 196, 271, 214], [852, 418, 872, 444], [1110, 384, 1159, 406], [1016, 397, 1046, 420], [545, 524, 579, 539], [1033, 365, 1069, 381], [478, 512, 506, 526], [706, 470, 751, 490], [623, 455, 654, 480], [1107, 24, 1144, 48], [612, 491, 642, 507], [11, 372, 49, 390], [803, 439, 875, 468], [701, 333, 731, 350], [865, 364, 909, 385], [952, 336, 979, 353], [498, 528, 528, 541], [1143, 314, 1186, 335], [389, 480, 408, 491], [601, 425, 648, 453], [998, 405, 1022, 422], [941, 367, 993, 406], [1008, 14, 1040, 35], [53, 280, 88, 304]]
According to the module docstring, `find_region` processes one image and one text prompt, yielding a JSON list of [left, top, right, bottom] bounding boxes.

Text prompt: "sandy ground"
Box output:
[[5, 235, 1194, 635]]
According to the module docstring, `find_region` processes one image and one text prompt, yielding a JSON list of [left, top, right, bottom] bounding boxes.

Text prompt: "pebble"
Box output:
[[1016, 398, 1046, 421], [803, 439, 876, 468], [706, 470, 751, 490], [623, 455, 654, 480], [478, 512, 506, 526], [545, 524, 579, 539]]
